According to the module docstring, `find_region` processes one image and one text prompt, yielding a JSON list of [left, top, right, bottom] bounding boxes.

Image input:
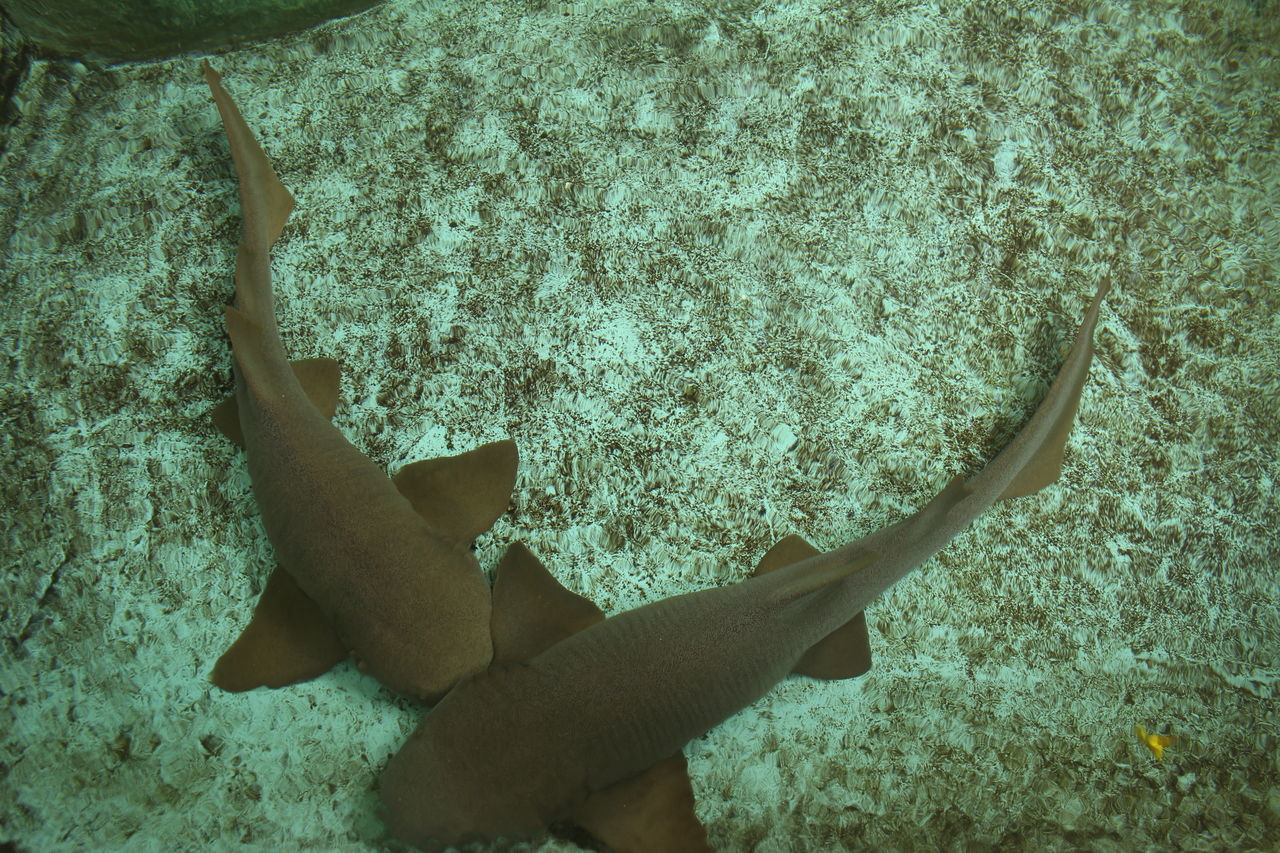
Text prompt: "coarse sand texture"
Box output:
[[1, 0, 1277, 850]]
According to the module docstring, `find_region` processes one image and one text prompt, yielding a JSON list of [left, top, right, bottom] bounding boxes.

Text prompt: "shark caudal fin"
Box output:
[[205, 62, 297, 400], [203, 61, 293, 294], [995, 280, 1110, 500]]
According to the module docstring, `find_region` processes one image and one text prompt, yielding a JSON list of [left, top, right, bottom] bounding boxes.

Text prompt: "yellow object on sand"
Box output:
[[1136, 724, 1175, 761]]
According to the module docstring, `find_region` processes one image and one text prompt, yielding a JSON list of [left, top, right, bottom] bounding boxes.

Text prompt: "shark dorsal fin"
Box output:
[[212, 357, 340, 446], [490, 541, 604, 664], [754, 534, 874, 680], [392, 439, 518, 544], [572, 753, 712, 853]]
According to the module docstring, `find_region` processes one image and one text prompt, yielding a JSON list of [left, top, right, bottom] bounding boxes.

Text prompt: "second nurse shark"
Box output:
[[203, 65, 1111, 851]]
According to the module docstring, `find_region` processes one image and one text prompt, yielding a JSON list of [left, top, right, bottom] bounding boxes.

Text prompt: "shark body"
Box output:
[[203, 64, 515, 703], [380, 282, 1110, 848]]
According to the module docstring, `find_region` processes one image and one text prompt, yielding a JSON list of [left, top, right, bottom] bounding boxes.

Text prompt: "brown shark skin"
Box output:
[[379, 282, 1110, 846], [204, 63, 493, 703]]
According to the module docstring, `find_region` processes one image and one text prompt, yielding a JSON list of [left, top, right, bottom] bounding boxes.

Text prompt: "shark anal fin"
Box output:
[[752, 534, 881, 604], [794, 610, 872, 680], [754, 534, 874, 680], [491, 541, 604, 664], [210, 566, 347, 692], [212, 357, 341, 447], [391, 438, 518, 543], [571, 753, 711, 853], [908, 474, 972, 533]]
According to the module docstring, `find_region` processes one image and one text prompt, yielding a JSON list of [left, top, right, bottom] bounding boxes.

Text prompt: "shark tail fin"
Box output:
[[204, 62, 295, 330], [998, 280, 1110, 499], [753, 535, 878, 680]]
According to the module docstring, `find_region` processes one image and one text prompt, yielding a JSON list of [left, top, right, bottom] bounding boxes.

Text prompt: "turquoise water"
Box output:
[[1, 0, 1276, 850]]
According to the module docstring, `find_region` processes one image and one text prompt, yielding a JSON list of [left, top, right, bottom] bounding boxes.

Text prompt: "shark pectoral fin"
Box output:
[[571, 753, 711, 853], [210, 566, 347, 692], [212, 357, 341, 446], [490, 541, 604, 664], [391, 438, 518, 543], [754, 535, 874, 680]]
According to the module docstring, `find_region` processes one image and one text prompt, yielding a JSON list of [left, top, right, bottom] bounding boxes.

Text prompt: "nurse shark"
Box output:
[[202, 63, 515, 703], [380, 281, 1110, 848]]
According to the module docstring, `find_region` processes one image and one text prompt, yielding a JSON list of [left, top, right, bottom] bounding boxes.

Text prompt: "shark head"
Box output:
[[378, 665, 574, 847]]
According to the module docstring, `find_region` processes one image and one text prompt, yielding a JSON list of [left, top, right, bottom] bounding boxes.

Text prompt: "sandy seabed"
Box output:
[[1, 0, 1277, 849]]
